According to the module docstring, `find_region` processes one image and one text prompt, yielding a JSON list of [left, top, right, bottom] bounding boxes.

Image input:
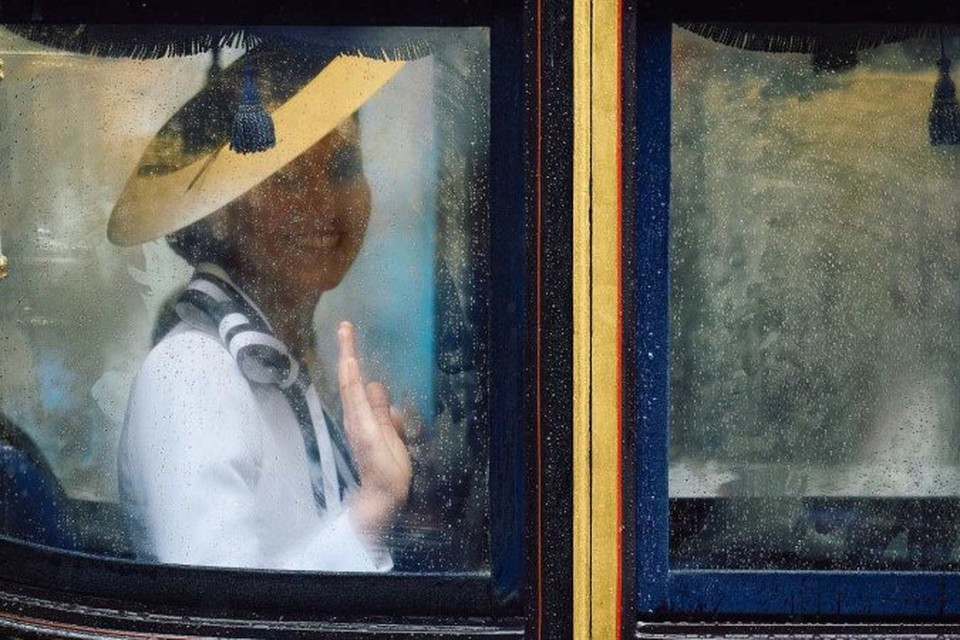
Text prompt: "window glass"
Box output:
[[0, 25, 490, 572], [670, 24, 960, 571]]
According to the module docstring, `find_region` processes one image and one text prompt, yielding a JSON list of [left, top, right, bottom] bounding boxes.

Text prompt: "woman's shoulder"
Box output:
[[142, 325, 238, 378], [132, 325, 255, 409], [119, 325, 265, 505], [124, 324, 264, 445]]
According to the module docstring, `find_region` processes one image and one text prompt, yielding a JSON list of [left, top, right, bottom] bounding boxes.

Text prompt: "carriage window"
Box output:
[[0, 25, 490, 573], [669, 23, 960, 572]]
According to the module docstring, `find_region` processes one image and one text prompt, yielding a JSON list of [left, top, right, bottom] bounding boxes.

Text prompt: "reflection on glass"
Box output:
[[0, 26, 490, 572], [670, 24, 960, 570]]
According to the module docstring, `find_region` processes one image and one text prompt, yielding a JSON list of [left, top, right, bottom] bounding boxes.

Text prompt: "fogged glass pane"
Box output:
[[0, 26, 490, 572], [670, 24, 960, 570]]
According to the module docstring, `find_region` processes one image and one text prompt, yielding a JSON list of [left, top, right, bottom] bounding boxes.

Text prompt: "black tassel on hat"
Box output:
[[230, 58, 276, 154], [929, 34, 960, 146]]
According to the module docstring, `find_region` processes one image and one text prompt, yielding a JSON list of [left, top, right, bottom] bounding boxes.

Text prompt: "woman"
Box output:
[[112, 47, 412, 571]]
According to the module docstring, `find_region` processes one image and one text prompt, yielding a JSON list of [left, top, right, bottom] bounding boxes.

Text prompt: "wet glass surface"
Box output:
[[0, 26, 490, 572], [670, 24, 960, 570]]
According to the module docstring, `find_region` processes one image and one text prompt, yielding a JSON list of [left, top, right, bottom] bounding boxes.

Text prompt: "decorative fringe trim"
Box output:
[[3, 25, 257, 59], [3, 25, 437, 61], [245, 26, 439, 61], [677, 23, 952, 54]]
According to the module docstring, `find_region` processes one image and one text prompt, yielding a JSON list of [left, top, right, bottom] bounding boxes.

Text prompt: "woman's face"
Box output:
[[222, 116, 371, 299]]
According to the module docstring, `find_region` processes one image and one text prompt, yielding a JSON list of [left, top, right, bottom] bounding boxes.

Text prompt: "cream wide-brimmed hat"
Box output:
[[107, 46, 406, 246]]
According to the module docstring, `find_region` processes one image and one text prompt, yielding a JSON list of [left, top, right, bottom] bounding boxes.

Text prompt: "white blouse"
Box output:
[[118, 270, 390, 572]]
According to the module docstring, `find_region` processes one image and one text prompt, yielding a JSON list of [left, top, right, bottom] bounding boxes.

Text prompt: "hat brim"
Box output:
[[107, 54, 406, 246]]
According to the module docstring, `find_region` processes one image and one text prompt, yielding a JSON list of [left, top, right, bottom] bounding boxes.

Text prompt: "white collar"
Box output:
[[196, 262, 275, 333]]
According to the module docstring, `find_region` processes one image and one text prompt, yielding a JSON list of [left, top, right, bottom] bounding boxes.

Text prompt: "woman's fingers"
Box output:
[[389, 406, 406, 443], [366, 382, 409, 468], [337, 322, 353, 411], [366, 381, 393, 430], [338, 322, 377, 437], [339, 324, 394, 445], [344, 357, 381, 445], [338, 325, 381, 459], [337, 330, 359, 432], [338, 321, 358, 361], [336, 323, 411, 508]]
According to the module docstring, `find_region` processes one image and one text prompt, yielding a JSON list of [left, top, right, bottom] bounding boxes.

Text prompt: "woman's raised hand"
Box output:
[[337, 321, 412, 543]]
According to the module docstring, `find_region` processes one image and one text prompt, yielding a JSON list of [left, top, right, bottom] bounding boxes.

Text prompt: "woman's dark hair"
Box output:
[[165, 218, 233, 268], [156, 219, 235, 344]]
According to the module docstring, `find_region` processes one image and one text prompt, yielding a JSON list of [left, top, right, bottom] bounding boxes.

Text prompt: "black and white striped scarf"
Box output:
[[162, 264, 360, 513]]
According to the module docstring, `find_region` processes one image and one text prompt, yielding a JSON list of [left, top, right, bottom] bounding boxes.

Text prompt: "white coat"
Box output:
[[117, 266, 390, 572]]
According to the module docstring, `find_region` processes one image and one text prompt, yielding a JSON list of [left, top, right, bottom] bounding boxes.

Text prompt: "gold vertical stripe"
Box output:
[[572, 0, 593, 637], [574, 0, 622, 637], [590, 0, 621, 637]]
